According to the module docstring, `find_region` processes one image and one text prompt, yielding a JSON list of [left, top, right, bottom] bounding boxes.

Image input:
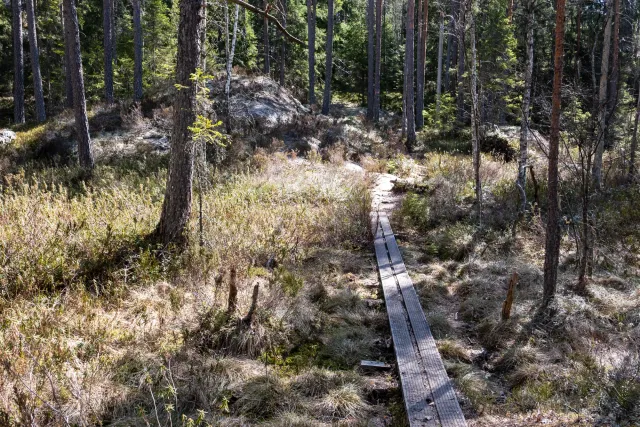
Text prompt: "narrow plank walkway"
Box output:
[[373, 211, 467, 427]]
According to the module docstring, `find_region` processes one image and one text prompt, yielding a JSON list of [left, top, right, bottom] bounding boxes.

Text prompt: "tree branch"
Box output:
[[226, 0, 306, 47]]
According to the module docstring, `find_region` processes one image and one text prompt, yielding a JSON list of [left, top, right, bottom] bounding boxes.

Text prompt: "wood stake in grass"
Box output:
[[227, 267, 238, 314], [501, 271, 519, 321], [243, 283, 260, 326]]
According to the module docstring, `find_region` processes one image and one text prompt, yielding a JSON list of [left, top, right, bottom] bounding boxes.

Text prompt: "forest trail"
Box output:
[[370, 174, 467, 426]]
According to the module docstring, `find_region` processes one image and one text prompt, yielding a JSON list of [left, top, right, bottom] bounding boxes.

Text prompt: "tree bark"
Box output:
[[416, 0, 428, 129], [103, 0, 114, 103], [606, 0, 620, 128], [469, 0, 480, 222], [404, 0, 416, 149], [306, 0, 316, 104], [436, 10, 444, 117], [630, 82, 640, 179], [12, 0, 25, 124], [373, 0, 383, 121], [63, 0, 94, 169], [225, 3, 239, 134], [445, 0, 458, 93], [321, 0, 334, 115], [542, 0, 566, 307], [25, 0, 45, 122], [279, 0, 286, 85], [366, 0, 375, 119], [61, 2, 73, 108], [517, 2, 534, 215], [132, 0, 143, 102], [456, 0, 466, 125], [263, 0, 270, 74], [575, 0, 582, 80], [156, 0, 205, 245], [592, 0, 613, 190]]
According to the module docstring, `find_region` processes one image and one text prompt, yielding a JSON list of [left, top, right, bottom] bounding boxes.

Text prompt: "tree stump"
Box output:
[[501, 271, 519, 321]]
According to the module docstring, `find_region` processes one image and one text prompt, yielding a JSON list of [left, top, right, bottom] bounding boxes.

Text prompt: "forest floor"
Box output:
[[1, 77, 639, 426]]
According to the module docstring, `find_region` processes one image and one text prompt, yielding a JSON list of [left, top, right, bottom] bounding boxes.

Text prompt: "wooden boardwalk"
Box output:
[[373, 211, 467, 427]]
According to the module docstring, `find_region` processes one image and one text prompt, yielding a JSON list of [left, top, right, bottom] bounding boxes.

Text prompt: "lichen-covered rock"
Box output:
[[0, 129, 17, 145], [210, 75, 310, 135]]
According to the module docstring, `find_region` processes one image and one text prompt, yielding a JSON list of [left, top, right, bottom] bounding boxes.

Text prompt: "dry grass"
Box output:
[[392, 142, 640, 425], [0, 140, 384, 426]]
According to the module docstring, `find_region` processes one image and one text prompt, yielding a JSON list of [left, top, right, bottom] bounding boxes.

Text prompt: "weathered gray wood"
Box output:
[[375, 223, 437, 426], [378, 214, 467, 427]]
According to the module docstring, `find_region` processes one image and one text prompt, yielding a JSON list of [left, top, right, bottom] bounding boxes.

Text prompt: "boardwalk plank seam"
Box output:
[[374, 212, 467, 427]]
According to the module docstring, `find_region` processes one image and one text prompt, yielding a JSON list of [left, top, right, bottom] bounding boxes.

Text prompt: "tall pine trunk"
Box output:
[[630, 85, 640, 178], [436, 10, 444, 117], [12, 0, 25, 124], [225, 3, 239, 134], [63, 0, 94, 169], [321, 0, 334, 114], [156, 0, 205, 245], [592, 0, 613, 190], [416, 0, 428, 129], [606, 0, 620, 129], [373, 0, 383, 121], [404, 0, 416, 149], [25, 0, 46, 122], [456, 0, 466, 125], [279, 0, 286, 85], [61, 3, 73, 108], [469, 0, 480, 222], [263, 0, 270, 74], [306, 0, 316, 105], [445, 0, 458, 93], [103, 0, 114, 103], [366, 0, 375, 119], [517, 1, 534, 215], [543, 0, 567, 306], [132, 0, 143, 102]]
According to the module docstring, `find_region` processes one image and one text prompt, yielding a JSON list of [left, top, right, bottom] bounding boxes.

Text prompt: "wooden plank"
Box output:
[[379, 214, 467, 427], [374, 223, 437, 426]]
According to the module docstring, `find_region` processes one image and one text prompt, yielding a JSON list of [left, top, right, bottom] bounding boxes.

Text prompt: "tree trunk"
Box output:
[[366, 0, 375, 119], [630, 84, 640, 178], [436, 10, 444, 117], [61, 2, 73, 108], [469, 0, 480, 222], [415, 0, 428, 129], [103, 0, 114, 103], [25, 0, 46, 122], [156, 0, 205, 245], [575, 0, 582, 80], [445, 0, 458, 93], [279, 0, 286, 85], [63, 0, 94, 169], [132, 0, 143, 102], [404, 0, 416, 150], [542, 0, 566, 307], [517, 2, 534, 215], [592, 0, 613, 190], [225, 3, 239, 134], [373, 0, 383, 121], [263, 0, 270, 74], [306, 0, 316, 105], [321, 0, 334, 115], [456, 0, 466, 125], [606, 0, 620, 128], [12, 0, 25, 124]]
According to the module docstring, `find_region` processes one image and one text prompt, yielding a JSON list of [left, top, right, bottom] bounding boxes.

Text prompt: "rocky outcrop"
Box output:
[[210, 75, 310, 135], [0, 129, 17, 145]]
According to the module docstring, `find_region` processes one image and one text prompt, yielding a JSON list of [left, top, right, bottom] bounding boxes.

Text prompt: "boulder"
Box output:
[[210, 75, 310, 135], [0, 129, 17, 146], [284, 135, 320, 154]]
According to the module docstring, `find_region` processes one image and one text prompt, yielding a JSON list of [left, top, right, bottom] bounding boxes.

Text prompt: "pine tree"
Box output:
[[156, 0, 205, 245], [25, 0, 46, 122], [321, 0, 334, 114], [12, 0, 25, 124]]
